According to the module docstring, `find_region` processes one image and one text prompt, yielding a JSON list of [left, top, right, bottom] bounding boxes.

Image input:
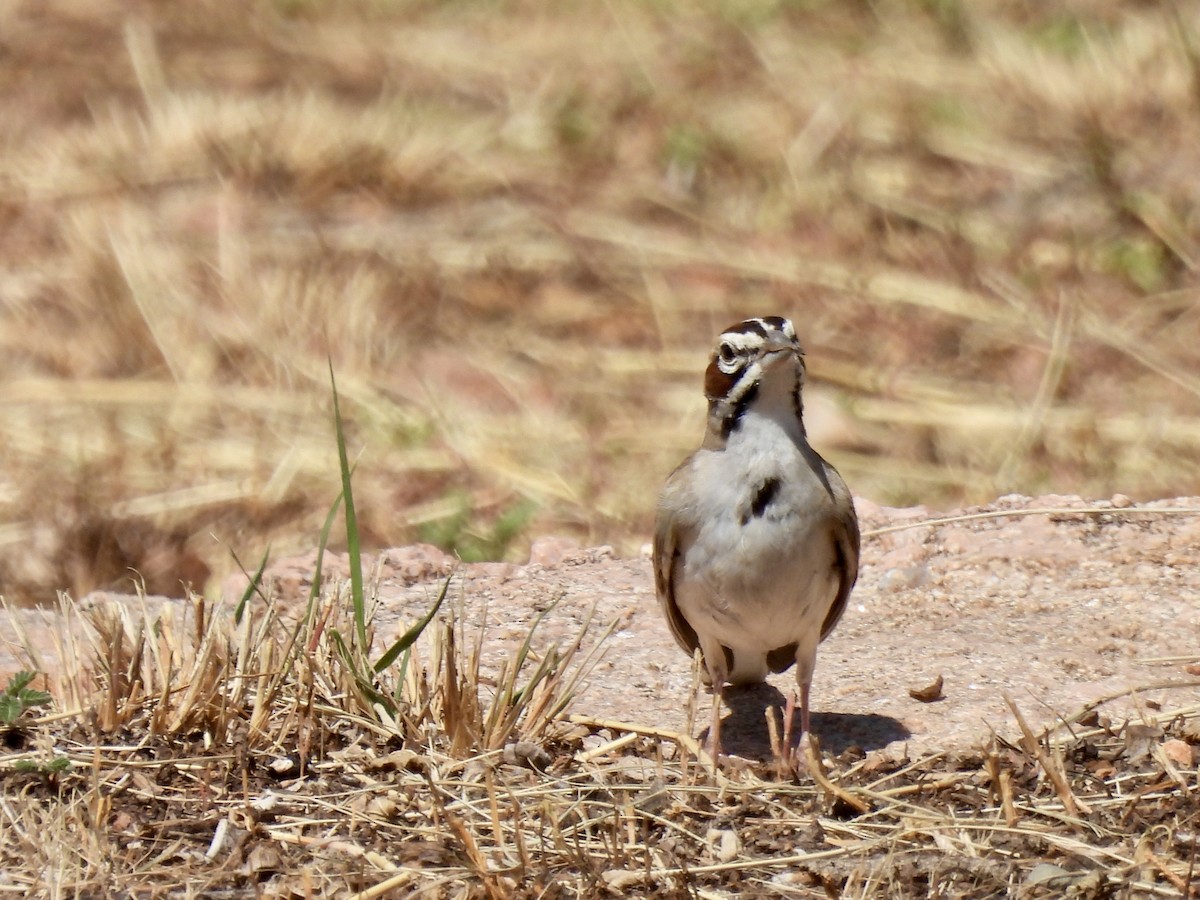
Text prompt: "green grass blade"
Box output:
[[262, 486, 347, 701], [232, 545, 271, 625], [330, 628, 394, 713], [309, 487, 345, 610], [393, 646, 412, 706], [328, 359, 366, 650], [373, 572, 453, 674]]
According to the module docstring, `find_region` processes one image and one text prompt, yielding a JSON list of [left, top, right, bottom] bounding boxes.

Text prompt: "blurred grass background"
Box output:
[[1, 0, 1198, 604]]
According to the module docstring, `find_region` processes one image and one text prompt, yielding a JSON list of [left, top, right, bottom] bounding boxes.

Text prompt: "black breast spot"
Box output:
[[748, 477, 781, 520], [738, 476, 781, 526]]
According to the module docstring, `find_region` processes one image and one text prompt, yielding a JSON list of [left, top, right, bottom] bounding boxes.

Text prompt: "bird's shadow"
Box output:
[[711, 682, 910, 759]]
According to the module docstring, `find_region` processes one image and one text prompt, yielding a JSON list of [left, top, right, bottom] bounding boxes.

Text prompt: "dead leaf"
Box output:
[[1184, 663, 1200, 676], [366, 792, 401, 818], [603, 870, 646, 890], [1124, 724, 1164, 762], [1024, 863, 1073, 887], [245, 844, 282, 875], [706, 828, 741, 863], [503, 741, 552, 770], [368, 748, 425, 771], [633, 778, 671, 814], [1162, 739, 1195, 767], [861, 750, 897, 774], [909, 674, 945, 703]]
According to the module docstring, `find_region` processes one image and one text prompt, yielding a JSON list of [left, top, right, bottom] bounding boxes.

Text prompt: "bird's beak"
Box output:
[[759, 331, 797, 360]]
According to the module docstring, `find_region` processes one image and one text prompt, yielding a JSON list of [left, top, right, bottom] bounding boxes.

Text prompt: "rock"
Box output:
[[527, 536, 581, 567]]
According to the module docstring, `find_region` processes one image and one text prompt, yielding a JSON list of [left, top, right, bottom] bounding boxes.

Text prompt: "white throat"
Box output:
[[732, 363, 804, 447]]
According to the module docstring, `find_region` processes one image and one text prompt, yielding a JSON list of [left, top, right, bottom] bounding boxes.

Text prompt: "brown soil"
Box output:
[[9, 492, 1197, 757]]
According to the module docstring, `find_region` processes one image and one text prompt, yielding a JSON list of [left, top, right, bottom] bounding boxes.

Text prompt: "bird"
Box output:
[[652, 316, 860, 767]]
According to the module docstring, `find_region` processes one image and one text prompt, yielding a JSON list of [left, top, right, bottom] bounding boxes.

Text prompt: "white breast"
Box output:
[[675, 404, 840, 682]]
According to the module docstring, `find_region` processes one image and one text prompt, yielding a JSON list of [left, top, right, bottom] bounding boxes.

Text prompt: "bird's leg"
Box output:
[[799, 681, 812, 739], [785, 641, 821, 772], [708, 683, 724, 771], [792, 681, 811, 768], [698, 639, 728, 772], [781, 690, 795, 758]]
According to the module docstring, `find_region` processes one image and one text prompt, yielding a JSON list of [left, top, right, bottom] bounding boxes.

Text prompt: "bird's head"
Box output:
[[703, 316, 807, 441]]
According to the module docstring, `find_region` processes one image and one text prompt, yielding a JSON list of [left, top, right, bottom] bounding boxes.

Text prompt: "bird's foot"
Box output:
[[789, 733, 813, 777]]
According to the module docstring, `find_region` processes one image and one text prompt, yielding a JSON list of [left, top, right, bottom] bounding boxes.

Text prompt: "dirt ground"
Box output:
[[9, 492, 1197, 758]]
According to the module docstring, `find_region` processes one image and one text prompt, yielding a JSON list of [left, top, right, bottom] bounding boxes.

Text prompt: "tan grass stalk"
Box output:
[[1005, 694, 1091, 818], [865, 506, 1200, 539]]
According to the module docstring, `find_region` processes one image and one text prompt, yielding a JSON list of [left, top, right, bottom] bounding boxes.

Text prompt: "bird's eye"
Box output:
[[718, 343, 737, 365]]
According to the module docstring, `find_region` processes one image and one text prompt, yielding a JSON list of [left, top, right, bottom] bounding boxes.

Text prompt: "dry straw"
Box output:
[[0, 583, 1197, 897]]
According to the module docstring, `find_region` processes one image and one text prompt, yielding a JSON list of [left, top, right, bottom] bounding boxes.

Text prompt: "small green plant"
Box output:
[[319, 362, 601, 752], [1100, 235, 1166, 293], [417, 492, 536, 562], [0, 670, 69, 776], [13, 755, 72, 775], [326, 360, 448, 721], [0, 671, 51, 725], [1029, 14, 1089, 58], [662, 123, 710, 175]]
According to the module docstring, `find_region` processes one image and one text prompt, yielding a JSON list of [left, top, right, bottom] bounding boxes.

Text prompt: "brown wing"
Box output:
[[652, 461, 701, 657], [817, 458, 861, 642]]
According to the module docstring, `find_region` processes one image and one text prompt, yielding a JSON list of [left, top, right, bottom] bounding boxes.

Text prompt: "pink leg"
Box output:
[[787, 682, 814, 773], [698, 640, 728, 771], [800, 681, 811, 739], [781, 690, 796, 753]]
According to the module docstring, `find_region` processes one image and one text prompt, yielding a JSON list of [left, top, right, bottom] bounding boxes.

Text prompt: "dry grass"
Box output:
[[0, 586, 1196, 897], [0, 0, 1198, 602]]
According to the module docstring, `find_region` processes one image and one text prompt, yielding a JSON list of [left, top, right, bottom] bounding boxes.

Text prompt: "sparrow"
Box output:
[[653, 316, 860, 765]]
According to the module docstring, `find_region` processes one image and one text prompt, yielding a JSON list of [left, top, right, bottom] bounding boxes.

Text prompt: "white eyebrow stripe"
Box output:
[[718, 334, 765, 354]]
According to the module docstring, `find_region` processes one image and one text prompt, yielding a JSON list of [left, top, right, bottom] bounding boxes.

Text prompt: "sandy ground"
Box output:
[[4, 493, 1199, 759]]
